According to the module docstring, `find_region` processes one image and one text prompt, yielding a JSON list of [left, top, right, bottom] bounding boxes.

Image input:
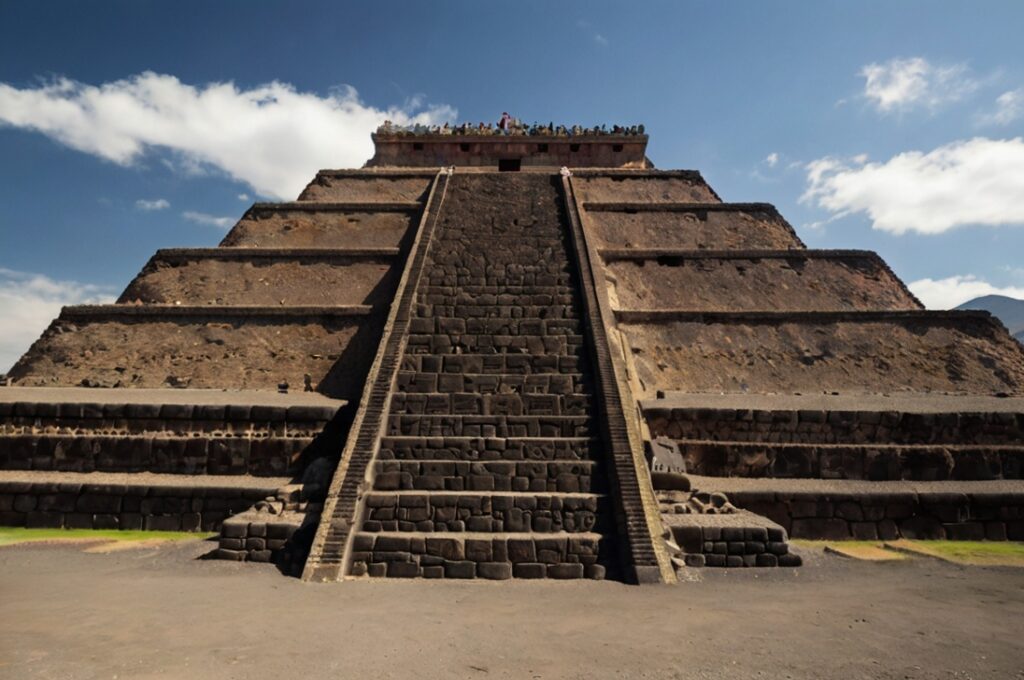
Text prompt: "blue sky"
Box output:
[[2, 0, 1024, 370]]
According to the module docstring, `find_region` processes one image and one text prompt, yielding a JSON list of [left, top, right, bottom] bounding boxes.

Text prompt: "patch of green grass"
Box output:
[[0, 527, 214, 547], [792, 539, 1024, 566], [888, 540, 1024, 566]]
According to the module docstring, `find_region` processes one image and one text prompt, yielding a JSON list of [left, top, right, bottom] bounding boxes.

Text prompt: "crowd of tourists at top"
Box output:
[[377, 113, 646, 138]]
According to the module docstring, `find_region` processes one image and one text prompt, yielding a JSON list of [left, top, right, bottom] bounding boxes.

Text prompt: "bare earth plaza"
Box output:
[[1, 121, 1023, 678]]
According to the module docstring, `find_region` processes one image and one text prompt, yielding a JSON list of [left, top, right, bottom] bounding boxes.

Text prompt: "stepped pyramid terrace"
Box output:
[[3, 124, 1024, 584]]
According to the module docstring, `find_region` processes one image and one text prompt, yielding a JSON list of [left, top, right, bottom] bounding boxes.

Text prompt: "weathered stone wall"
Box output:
[[8, 314, 380, 400], [730, 487, 1024, 541], [367, 135, 649, 169], [604, 253, 920, 312], [298, 174, 433, 202], [220, 207, 417, 249], [0, 478, 279, 531], [0, 435, 307, 476], [573, 173, 719, 204], [619, 313, 1024, 398], [349, 533, 606, 580], [644, 405, 1024, 447], [120, 255, 400, 306], [582, 206, 802, 250], [660, 441, 1022, 481]]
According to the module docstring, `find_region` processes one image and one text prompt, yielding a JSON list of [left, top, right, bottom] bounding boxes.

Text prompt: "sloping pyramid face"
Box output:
[[3, 131, 1023, 582]]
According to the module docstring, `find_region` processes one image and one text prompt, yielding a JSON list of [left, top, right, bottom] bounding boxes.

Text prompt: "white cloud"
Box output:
[[908, 275, 1024, 310], [135, 198, 170, 211], [977, 88, 1024, 127], [0, 72, 456, 200], [237, 193, 250, 201], [801, 137, 1024, 235], [183, 211, 234, 229], [764, 152, 779, 167], [860, 57, 978, 114], [0, 268, 115, 373]]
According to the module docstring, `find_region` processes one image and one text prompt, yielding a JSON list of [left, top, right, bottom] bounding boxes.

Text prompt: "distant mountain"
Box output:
[[956, 294, 1024, 342]]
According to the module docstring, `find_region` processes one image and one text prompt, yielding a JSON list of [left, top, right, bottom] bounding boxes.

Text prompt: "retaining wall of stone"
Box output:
[[729, 488, 1024, 541], [644, 406, 1024, 446], [0, 479, 279, 531]]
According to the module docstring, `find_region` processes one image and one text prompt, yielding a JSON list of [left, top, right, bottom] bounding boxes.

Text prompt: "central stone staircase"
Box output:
[[307, 172, 626, 579]]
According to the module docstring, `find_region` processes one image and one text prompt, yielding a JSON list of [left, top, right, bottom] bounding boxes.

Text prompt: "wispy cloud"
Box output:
[[764, 152, 779, 168], [0, 268, 115, 373], [0, 72, 456, 200], [237, 193, 250, 201], [801, 137, 1024, 235], [135, 198, 170, 211], [576, 19, 608, 47], [908, 274, 1024, 310], [977, 88, 1024, 127], [183, 211, 234, 229], [860, 57, 979, 114]]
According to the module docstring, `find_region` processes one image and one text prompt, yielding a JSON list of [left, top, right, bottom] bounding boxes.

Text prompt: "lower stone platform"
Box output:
[[661, 507, 801, 568], [687, 475, 1024, 541], [0, 470, 291, 532]]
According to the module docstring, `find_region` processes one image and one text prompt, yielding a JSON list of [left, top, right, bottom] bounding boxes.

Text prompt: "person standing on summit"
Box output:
[[498, 111, 511, 135]]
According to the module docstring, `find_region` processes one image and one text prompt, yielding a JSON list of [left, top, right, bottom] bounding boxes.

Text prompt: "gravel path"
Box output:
[[1, 539, 1022, 679]]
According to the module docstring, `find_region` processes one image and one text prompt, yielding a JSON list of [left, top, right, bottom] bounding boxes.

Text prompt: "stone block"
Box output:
[[387, 561, 421, 578], [212, 548, 246, 561], [513, 562, 546, 579], [221, 520, 248, 538], [898, 517, 945, 540], [701, 553, 724, 567], [249, 550, 273, 563], [477, 562, 513, 580], [778, 553, 803, 567], [26, 511, 64, 528], [444, 560, 476, 579], [755, 553, 779, 567], [76, 493, 121, 514], [942, 522, 985, 541], [547, 563, 584, 579], [790, 518, 850, 540], [850, 522, 879, 540]]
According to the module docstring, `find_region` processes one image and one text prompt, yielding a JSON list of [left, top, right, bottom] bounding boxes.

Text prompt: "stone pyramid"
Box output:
[[2, 126, 1022, 583]]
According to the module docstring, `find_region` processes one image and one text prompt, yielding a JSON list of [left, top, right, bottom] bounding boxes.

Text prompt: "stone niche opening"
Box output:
[[498, 158, 522, 172]]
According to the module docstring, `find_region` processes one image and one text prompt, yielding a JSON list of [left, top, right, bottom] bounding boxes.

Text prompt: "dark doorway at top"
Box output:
[[498, 158, 522, 172]]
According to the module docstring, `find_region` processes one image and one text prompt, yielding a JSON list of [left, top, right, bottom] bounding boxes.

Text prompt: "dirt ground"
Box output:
[[2, 540, 1022, 679]]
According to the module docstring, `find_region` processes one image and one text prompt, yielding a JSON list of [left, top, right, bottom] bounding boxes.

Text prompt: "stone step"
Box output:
[[378, 436, 598, 462], [400, 353, 585, 375], [417, 295, 578, 309], [423, 275, 576, 287], [413, 306, 582, 321], [395, 371, 589, 395], [420, 285, 577, 297], [389, 392, 591, 417], [387, 414, 592, 437], [349, 531, 607, 579], [360, 491, 608, 533], [428, 253, 574, 268], [404, 334, 584, 355], [408, 317, 582, 336], [373, 459, 603, 493]]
